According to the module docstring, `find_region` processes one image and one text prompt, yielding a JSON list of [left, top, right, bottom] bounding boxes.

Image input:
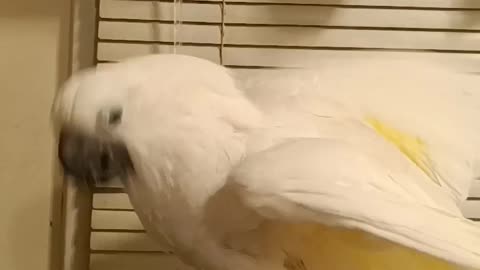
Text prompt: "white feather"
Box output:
[[53, 54, 480, 270]]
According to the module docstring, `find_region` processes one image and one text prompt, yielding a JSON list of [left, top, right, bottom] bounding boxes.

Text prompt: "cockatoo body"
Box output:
[[52, 54, 480, 270]]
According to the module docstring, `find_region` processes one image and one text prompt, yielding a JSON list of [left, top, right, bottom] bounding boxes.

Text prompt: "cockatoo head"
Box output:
[[51, 63, 137, 185], [52, 54, 261, 186]]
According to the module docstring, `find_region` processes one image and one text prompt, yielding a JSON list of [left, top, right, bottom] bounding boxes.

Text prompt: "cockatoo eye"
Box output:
[[108, 107, 123, 125], [97, 107, 123, 130]]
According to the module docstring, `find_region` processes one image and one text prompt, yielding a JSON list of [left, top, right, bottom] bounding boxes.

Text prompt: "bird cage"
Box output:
[[61, 0, 480, 269]]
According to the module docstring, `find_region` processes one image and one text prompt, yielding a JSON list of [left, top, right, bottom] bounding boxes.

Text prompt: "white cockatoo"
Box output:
[[52, 54, 480, 270]]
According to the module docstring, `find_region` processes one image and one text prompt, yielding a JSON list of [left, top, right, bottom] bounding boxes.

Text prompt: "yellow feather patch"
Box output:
[[259, 223, 469, 270], [365, 117, 441, 186]]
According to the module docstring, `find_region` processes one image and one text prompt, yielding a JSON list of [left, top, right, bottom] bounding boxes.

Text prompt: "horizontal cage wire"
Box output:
[[93, 0, 480, 69]]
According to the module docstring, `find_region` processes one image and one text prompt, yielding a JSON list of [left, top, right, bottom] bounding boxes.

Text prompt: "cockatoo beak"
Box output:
[[58, 128, 134, 186]]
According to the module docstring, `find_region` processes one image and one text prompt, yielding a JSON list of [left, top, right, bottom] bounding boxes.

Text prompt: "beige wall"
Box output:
[[0, 0, 71, 269]]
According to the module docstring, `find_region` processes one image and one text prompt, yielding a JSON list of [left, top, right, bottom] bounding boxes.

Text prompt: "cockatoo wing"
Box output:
[[226, 138, 480, 270], [235, 59, 480, 204]]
